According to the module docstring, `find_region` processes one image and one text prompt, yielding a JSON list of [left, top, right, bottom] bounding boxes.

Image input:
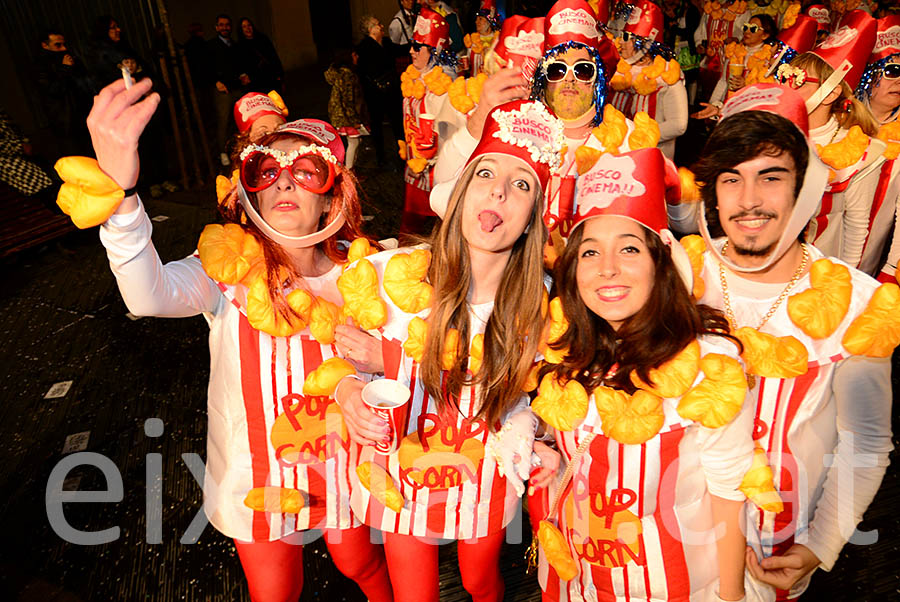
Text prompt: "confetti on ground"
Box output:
[[45, 381, 73, 399], [62, 431, 90, 454]]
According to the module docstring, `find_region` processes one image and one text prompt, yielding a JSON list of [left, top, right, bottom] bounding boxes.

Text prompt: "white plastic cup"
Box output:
[[362, 379, 411, 454]]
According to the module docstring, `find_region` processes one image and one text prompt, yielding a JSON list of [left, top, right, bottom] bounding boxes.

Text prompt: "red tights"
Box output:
[[383, 530, 506, 602], [234, 526, 393, 602]]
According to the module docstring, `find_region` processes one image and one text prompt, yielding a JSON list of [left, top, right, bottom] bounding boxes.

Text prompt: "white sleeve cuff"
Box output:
[[104, 196, 144, 230]]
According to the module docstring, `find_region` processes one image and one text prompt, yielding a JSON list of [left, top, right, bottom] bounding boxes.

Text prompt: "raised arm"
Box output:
[[89, 79, 221, 317]]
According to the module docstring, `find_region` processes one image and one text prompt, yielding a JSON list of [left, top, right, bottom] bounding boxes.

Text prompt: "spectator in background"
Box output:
[[184, 22, 211, 85], [389, 0, 417, 72], [325, 49, 369, 169], [236, 17, 284, 94], [34, 28, 93, 158], [209, 14, 250, 166], [82, 16, 172, 196], [83, 16, 147, 89], [355, 15, 403, 168]]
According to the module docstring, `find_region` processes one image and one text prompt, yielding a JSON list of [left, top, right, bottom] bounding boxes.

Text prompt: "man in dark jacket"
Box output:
[[355, 16, 403, 167], [208, 14, 250, 165], [34, 29, 94, 158]]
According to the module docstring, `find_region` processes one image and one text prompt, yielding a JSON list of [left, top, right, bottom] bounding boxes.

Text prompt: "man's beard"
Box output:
[[546, 84, 594, 120], [728, 210, 779, 257], [730, 239, 778, 257]]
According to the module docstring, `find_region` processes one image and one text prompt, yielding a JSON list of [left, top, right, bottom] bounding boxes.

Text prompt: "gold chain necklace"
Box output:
[[719, 242, 810, 331]]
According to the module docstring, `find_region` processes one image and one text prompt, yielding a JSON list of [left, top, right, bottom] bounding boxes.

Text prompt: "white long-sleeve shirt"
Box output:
[[100, 200, 360, 541], [389, 9, 415, 46], [698, 242, 892, 599]]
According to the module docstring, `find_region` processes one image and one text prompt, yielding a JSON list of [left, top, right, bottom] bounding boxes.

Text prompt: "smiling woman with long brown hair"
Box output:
[[531, 147, 762, 602]]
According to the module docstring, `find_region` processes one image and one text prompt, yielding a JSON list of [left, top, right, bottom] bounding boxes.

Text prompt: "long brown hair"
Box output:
[[421, 158, 548, 429], [542, 220, 737, 394], [219, 131, 379, 322], [791, 52, 879, 136]]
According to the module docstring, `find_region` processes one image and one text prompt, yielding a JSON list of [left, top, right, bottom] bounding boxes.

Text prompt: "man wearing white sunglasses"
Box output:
[[431, 0, 679, 253]]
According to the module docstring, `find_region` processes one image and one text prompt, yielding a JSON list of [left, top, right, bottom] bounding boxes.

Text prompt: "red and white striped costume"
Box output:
[[465, 31, 498, 77], [607, 66, 688, 159], [694, 11, 752, 74], [402, 82, 449, 218], [698, 242, 893, 600], [858, 155, 900, 278], [858, 144, 900, 281], [346, 248, 525, 540], [807, 118, 887, 268], [99, 200, 359, 542], [538, 336, 756, 602]]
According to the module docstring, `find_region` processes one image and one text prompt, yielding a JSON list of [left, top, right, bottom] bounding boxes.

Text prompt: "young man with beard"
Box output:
[[686, 83, 895, 601]]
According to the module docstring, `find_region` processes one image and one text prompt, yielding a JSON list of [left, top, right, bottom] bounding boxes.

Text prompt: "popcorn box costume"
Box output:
[[465, 0, 501, 77], [856, 15, 900, 281], [803, 10, 887, 269], [399, 7, 453, 232], [696, 85, 895, 601], [607, 0, 689, 159], [534, 147, 760, 601], [96, 120, 359, 542], [345, 100, 564, 540]]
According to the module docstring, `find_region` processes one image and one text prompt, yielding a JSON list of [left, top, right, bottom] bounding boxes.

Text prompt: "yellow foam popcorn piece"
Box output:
[[817, 125, 869, 170], [442, 328, 460, 370], [539, 520, 578, 581], [424, 66, 452, 95], [541, 297, 570, 364], [346, 237, 378, 266], [678, 353, 747, 428], [337, 259, 388, 330], [735, 327, 808, 378], [532, 373, 589, 432], [630, 339, 701, 398], [842, 283, 900, 357], [54, 156, 125, 229], [787, 258, 852, 339], [522, 361, 542, 393], [404, 316, 428, 363], [594, 386, 665, 444], [592, 105, 628, 154], [308, 296, 342, 345], [243, 486, 305, 514], [628, 112, 661, 150], [680, 234, 706, 299], [383, 249, 433, 313], [357, 462, 405, 513], [661, 59, 681, 85], [575, 145, 602, 175], [303, 357, 356, 397], [197, 223, 263, 285], [246, 276, 313, 337], [739, 446, 784, 513]]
